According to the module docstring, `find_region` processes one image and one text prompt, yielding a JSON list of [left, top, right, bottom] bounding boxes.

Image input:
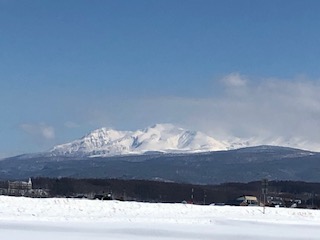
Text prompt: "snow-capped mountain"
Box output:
[[50, 124, 229, 157], [48, 123, 320, 158]]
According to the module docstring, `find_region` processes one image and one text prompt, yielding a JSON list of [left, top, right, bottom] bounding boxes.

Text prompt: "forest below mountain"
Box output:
[[1, 177, 317, 208]]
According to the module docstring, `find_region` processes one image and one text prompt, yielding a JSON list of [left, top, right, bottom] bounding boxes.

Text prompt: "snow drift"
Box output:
[[1, 196, 320, 240]]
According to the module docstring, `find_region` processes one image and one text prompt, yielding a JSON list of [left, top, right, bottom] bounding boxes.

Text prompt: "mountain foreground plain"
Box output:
[[0, 196, 320, 239]]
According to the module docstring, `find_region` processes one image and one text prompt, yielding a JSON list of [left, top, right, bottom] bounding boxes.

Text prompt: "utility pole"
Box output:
[[261, 179, 268, 214], [191, 188, 194, 204]]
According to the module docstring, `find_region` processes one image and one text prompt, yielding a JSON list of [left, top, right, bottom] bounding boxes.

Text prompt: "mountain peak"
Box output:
[[49, 124, 228, 157]]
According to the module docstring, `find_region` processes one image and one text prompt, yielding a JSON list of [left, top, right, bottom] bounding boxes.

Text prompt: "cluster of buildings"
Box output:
[[222, 195, 305, 208], [0, 178, 49, 197]]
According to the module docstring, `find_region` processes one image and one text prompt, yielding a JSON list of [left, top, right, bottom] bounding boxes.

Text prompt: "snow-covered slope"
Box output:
[[50, 124, 228, 157]]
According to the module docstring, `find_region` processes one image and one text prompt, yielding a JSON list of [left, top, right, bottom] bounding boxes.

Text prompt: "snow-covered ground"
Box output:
[[0, 196, 320, 239]]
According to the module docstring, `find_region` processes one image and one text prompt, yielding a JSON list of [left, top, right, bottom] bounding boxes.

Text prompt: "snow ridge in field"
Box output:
[[0, 196, 319, 225], [2, 196, 320, 240]]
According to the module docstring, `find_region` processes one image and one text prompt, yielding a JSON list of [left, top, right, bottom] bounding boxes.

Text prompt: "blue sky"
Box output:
[[1, 0, 320, 157]]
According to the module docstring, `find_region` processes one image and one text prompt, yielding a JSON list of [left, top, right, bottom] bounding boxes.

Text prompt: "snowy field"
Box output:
[[1, 196, 320, 239]]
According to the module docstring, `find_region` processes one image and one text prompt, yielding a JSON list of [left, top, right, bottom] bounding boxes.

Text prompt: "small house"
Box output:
[[236, 196, 259, 206]]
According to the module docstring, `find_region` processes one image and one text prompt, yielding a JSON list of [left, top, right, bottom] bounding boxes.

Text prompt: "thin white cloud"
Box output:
[[64, 121, 80, 129], [20, 123, 55, 140], [221, 72, 247, 87]]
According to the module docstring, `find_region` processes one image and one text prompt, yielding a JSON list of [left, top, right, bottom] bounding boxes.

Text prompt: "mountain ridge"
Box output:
[[49, 123, 230, 157], [1, 145, 319, 184]]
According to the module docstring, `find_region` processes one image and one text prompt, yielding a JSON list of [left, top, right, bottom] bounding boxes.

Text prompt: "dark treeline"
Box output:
[[23, 177, 320, 207]]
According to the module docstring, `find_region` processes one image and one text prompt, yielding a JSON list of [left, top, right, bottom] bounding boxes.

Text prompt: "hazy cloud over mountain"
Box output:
[[86, 75, 320, 151], [20, 123, 55, 140], [12, 75, 320, 153]]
